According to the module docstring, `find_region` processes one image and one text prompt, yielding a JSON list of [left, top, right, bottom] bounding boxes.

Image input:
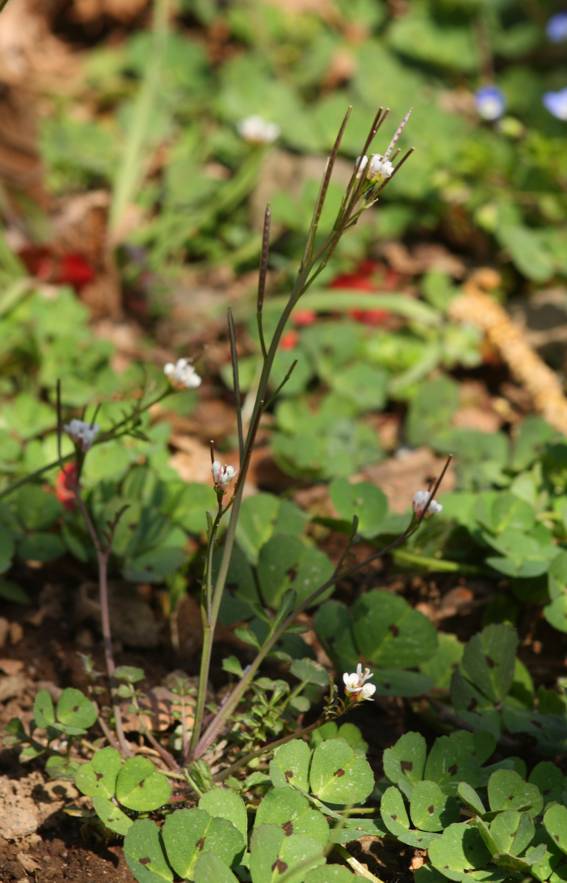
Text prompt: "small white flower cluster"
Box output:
[[164, 358, 202, 390], [355, 153, 394, 183], [64, 419, 100, 452], [343, 663, 376, 702], [212, 460, 237, 489], [412, 490, 443, 518], [237, 115, 280, 145]]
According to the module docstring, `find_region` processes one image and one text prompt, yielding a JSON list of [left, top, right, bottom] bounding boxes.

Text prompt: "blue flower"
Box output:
[[543, 87, 567, 120], [475, 85, 506, 121], [546, 12, 567, 42]]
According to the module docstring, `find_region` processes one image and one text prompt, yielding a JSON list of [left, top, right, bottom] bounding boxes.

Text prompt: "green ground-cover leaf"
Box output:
[[124, 819, 173, 883], [249, 824, 325, 883], [256, 534, 334, 609], [380, 786, 437, 849], [270, 740, 311, 792], [255, 787, 329, 844], [311, 722, 367, 755], [487, 770, 543, 818], [92, 795, 133, 836], [194, 853, 239, 883], [329, 479, 388, 539], [236, 494, 307, 565], [162, 808, 244, 880], [309, 738, 374, 805], [116, 756, 172, 812], [315, 590, 437, 694], [198, 788, 248, 840], [75, 747, 122, 799]]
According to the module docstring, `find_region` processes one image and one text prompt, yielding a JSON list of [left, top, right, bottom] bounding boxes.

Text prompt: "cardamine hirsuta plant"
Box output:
[[4, 108, 464, 883]]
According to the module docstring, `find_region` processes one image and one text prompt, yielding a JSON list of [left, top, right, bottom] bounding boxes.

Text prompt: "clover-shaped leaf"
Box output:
[[329, 478, 388, 539], [124, 819, 173, 883], [198, 788, 248, 840], [257, 535, 334, 609], [529, 761, 565, 805], [270, 739, 311, 791], [57, 688, 97, 732], [459, 624, 518, 705], [543, 804, 567, 855], [489, 810, 535, 857], [311, 722, 368, 755], [428, 822, 494, 882], [249, 824, 325, 883], [255, 787, 328, 844], [487, 770, 543, 817], [116, 756, 172, 812], [162, 808, 244, 881], [380, 786, 436, 849], [194, 853, 239, 883], [92, 795, 132, 836], [424, 730, 496, 793], [383, 732, 427, 796], [309, 738, 374, 805], [75, 747, 122, 798], [410, 781, 459, 833], [351, 590, 438, 670]]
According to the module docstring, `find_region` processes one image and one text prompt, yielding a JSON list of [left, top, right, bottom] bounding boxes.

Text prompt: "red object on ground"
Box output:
[[55, 462, 79, 511], [280, 330, 299, 350], [330, 258, 401, 326], [19, 246, 95, 291], [293, 309, 317, 327]]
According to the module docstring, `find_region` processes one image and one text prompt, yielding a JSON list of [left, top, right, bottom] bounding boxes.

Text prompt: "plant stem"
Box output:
[[188, 109, 417, 758], [75, 491, 130, 756]]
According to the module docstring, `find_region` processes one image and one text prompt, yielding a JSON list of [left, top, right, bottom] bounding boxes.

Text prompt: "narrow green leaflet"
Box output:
[[33, 689, 55, 729]]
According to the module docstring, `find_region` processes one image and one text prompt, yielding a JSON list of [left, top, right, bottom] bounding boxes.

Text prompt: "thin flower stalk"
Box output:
[[188, 108, 414, 757], [192, 457, 450, 760]]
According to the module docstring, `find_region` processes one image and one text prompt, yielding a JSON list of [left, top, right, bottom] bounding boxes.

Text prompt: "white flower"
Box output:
[[355, 155, 369, 178], [64, 419, 100, 452], [212, 460, 237, 488], [367, 153, 394, 182], [164, 358, 202, 390], [237, 115, 280, 145], [412, 489, 442, 518], [343, 663, 376, 701]]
